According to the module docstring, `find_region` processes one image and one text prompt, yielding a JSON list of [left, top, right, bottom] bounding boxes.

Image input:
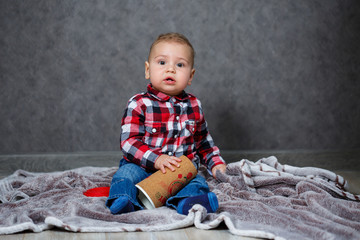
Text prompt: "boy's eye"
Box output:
[[159, 61, 165, 65], [177, 63, 184, 67]]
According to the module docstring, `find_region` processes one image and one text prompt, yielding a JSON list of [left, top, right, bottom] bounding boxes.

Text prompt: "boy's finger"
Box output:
[[167, 163, 176, 172], [169, 159, 181, 167], [170, 156, 182, 162]]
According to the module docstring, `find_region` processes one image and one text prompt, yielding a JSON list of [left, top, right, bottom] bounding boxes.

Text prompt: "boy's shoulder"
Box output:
[[128, 90, 164, 104], [186, 93, 202, 106], [128, 91, 149, 102], [187, 92, 202, 103]]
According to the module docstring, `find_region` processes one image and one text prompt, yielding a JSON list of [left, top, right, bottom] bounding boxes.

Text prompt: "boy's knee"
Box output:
[[112, 163, 149, 184]]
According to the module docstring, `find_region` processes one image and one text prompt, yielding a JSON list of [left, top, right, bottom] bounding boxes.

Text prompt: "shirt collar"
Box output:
[[147, 84, 190, 102]]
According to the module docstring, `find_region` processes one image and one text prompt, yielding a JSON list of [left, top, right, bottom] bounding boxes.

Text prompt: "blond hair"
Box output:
[[148, 33, 195, 67]]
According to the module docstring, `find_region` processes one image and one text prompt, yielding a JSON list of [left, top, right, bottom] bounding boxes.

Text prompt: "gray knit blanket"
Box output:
[[0, 156, 359, 240]]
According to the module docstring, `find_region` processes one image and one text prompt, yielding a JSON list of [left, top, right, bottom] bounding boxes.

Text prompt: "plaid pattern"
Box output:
[[120, 84, 225, 172]]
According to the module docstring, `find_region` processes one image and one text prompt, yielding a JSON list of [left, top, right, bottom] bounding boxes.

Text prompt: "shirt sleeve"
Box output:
[[193, 100, 226, 171], [120, 97, 161, 171]]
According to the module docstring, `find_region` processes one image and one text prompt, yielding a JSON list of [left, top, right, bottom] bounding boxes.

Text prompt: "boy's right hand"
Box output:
[[154, 155, 182, 174]]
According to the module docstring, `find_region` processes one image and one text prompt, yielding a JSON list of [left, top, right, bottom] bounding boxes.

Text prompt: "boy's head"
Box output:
[[145, 33, 196, 97]]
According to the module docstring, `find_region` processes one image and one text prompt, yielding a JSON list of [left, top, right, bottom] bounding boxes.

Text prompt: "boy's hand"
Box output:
[[155, 155, 182, 174], [212, 164, 227, 179]]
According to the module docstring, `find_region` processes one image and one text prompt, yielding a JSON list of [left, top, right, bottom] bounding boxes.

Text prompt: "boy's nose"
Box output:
[[166, 65, 176, 73]]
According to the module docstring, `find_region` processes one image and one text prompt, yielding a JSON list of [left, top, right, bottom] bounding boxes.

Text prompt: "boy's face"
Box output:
[[145, 41, 195, 96]]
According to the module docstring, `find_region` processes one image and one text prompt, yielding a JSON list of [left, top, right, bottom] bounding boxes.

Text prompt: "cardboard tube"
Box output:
[[136, 155, 197, 209]]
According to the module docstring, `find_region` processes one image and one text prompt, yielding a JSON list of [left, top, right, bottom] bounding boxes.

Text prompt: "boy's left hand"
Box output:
[[211, 164, 227, 179]]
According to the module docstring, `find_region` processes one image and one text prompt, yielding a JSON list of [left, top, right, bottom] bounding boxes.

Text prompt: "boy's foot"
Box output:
[[177, 192, 219, 215], [109, 196, 135, 214]]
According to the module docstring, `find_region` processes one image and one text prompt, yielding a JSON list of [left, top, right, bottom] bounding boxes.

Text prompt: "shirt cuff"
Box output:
[[209, 155, 226, 170], [142, 149, 161, 171]]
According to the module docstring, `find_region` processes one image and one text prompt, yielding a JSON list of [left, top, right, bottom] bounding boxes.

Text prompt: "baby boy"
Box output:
[[106, 33, 227, 215]]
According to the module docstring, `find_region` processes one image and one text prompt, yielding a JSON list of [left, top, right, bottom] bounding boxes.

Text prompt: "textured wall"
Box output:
[[1, 0, 359, 154]]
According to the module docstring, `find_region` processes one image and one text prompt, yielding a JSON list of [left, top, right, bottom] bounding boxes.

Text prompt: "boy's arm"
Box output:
[[195, 123, 226, 173], [194, 102, 226, 174], [120, 99, 162, 171]]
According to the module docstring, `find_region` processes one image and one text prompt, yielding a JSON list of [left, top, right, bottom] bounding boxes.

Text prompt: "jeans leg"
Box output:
[[166, 174, 210, 210], [106, 159, 151, 210]]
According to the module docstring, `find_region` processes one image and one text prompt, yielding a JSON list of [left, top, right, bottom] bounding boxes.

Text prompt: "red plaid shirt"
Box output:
[[120, 84, 225, 172]]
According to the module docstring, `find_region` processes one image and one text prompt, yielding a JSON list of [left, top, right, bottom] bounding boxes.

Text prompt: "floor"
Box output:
[[0, 150, 359, 240]]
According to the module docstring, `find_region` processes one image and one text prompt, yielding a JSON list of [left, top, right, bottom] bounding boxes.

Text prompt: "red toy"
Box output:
[[83, 186, 110, 197]]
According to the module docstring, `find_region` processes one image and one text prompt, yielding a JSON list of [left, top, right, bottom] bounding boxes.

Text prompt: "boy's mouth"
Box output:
[[164, 77, 176, 83]]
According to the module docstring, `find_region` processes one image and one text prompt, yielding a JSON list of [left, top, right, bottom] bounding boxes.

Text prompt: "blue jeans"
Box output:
[[106, 158, 210, 211]]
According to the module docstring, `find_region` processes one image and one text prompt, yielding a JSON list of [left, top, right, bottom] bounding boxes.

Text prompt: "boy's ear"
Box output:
[[188, 68, 195, 86], [145, 61, 150, 79]]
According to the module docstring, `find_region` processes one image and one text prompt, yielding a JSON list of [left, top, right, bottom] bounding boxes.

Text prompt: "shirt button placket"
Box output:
[[173, 103, 181, 139]]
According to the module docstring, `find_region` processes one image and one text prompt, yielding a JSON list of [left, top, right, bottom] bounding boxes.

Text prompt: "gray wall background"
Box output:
[[1, 0, 359, 154]]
